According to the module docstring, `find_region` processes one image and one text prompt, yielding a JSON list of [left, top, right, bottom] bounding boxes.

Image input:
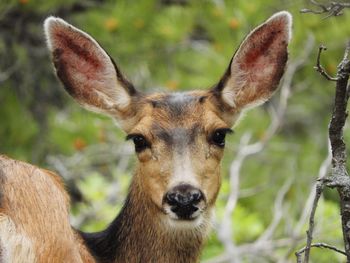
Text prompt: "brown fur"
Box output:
[[0, 156, 87, 263]]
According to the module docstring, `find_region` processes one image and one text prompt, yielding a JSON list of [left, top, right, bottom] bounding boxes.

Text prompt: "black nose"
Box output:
[[164, 184, 204, 220]]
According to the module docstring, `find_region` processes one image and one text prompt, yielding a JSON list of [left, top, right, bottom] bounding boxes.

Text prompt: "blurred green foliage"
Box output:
[[1, 0, 350, 262]]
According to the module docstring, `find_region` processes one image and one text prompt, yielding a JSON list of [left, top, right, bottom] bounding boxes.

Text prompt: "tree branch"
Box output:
[[297, 41, 350, 262], [300, 0, 350, 18], [314, 45, 338, 81], [296, 242, 347, 262], [326, 41, 350, 260], [302, 181, 324, 262]]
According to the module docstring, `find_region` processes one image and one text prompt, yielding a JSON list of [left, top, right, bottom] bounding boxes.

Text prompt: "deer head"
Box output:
[[44, 12, 292, 230]]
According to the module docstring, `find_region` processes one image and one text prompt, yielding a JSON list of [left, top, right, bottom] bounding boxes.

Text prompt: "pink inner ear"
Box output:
[[242, 30, 280, 68], [48, 24, 118, 110], [52, 30, 105, 86], [223, 15, 290, 109], [239, 24, 287, 77], [45, 18, 135, 115], [235, 18, 288, 92], [55, 32, 102, 70]]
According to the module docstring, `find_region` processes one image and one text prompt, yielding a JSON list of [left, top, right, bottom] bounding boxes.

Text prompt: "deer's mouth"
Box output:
[[162, 205, 206, 229], [161, 201, 214, 231], [163, 203, 204, 221]]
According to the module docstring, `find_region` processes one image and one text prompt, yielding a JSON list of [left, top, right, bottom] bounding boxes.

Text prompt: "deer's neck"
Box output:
[[80, 177, 206, 263]]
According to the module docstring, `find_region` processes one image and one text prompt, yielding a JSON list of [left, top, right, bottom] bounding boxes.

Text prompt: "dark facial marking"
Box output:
[[153, 123, 201, 152], [148, 93, 206, 151], [198, 96, 207, 104], [108, 55, 138, 96]]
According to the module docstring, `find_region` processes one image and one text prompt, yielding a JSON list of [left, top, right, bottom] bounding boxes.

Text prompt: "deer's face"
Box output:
[[127, 91, 239, 226], [44, 12, 291, 228]]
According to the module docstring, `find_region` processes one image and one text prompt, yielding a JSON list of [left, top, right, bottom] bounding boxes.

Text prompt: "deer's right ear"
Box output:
[[211, 11, 292, 125], [44, 17, 139, 125]]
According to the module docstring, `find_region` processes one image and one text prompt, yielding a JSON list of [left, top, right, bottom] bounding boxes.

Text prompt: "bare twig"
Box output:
[[0, 62, 19, 83], [295, 140, 332, 234], [314, 45, 338, 81], [302, 181, 324, 263], [217, 133, 255, 263], [300, 0, 350, 18], [47, 142, 134, 227], [255, 178, 293, 243], [204, 238, 303, 263], [280, 141, 332, 262], [299, 142, 332, 262], [296, 242, 347, 262]]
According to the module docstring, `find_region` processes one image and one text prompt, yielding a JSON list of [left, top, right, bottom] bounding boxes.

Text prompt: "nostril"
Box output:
[[191, 190, 202, 203], [166, 192, 177, 206]]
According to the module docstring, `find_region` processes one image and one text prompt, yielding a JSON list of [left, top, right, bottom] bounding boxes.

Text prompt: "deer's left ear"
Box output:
[[212, 11, 292, 117], [44, 17, 139, 119]]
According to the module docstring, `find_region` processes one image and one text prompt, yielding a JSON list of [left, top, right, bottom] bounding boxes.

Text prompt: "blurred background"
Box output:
[[1, 0, 350, 262]]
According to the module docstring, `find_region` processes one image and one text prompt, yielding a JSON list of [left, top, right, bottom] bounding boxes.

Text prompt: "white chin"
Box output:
[[165, 214, 204, 229]]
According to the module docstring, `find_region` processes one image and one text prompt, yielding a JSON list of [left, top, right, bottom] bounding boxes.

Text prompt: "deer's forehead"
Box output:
[[131, 92, 228, 146], [149, 92, 205, 114], [143, 92, 209, 123]]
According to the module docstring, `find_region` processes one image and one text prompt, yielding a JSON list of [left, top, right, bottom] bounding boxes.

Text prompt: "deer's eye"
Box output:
[[126, 134, 150, 152], [210, 128, 233, 148]]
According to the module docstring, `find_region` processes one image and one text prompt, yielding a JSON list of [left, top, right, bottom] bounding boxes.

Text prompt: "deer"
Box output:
[[0, 11, 292, 263]]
